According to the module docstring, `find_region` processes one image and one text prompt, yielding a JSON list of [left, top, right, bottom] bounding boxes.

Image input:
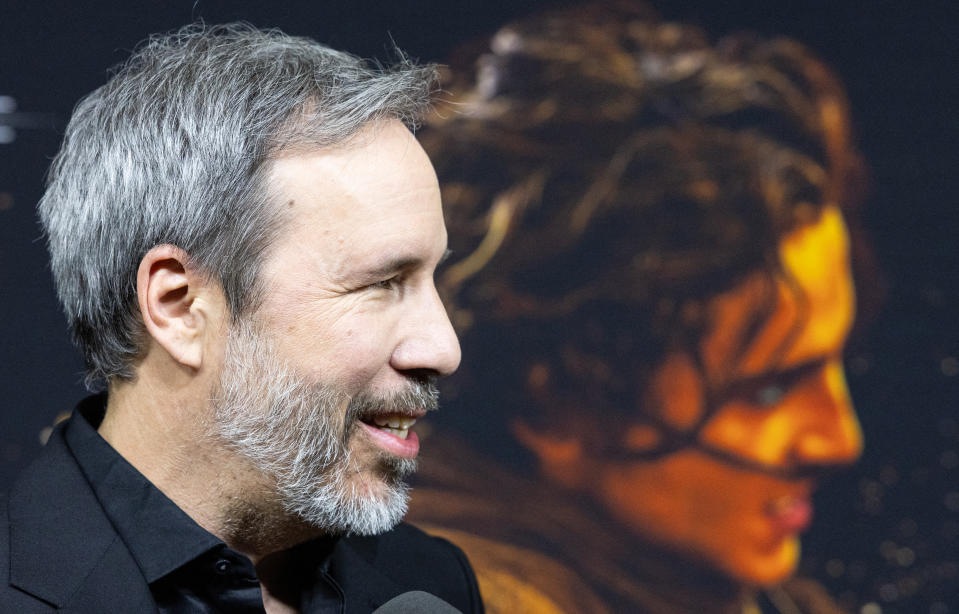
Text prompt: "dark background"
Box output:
[[1, 1, 956, 612]]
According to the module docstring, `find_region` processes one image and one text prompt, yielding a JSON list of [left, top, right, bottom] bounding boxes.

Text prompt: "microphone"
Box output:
[[371, 591, 464, 613]]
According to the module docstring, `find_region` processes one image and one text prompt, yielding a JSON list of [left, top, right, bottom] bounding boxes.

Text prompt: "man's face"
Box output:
[[589, 206, 863, 585], [212, 120, 460, 534]]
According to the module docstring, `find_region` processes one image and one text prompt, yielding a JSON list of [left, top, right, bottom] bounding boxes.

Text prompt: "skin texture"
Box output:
[[527, 205, 862, 587], [100, 120, 459, 612], [257, 119, 460, 504]]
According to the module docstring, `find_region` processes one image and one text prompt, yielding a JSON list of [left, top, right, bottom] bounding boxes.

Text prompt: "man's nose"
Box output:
[[791, 360, 864, 466], [391, 284, 462, 378]]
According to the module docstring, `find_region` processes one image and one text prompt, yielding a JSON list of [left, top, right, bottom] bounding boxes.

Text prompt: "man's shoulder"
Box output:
[[1, 421, 155, 612], [1, 493, 47, 612], [338, 521, 484, 613], [5, 419, 89, 519], [1, 491, 44, 612]]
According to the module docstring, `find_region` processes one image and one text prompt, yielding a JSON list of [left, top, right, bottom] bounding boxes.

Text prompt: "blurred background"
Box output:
[[0, 1, 956, 612]]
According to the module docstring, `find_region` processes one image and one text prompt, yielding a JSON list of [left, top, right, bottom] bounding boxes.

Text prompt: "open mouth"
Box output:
[[363, 414, 418, 440], [765, 493, 813, 533], [354, 409, 427, 459]]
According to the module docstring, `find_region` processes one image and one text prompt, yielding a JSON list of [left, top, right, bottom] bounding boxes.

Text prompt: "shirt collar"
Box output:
[[64, 394, 224, 584]]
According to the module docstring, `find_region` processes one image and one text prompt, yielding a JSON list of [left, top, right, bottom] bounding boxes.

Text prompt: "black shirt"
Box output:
[[64, 395, 344, 613]]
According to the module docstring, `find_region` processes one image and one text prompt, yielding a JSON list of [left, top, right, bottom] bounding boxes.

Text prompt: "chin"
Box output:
[[294, 477, 411, 536], [723, 538, 801, 588], [274, 453, 415, 536]]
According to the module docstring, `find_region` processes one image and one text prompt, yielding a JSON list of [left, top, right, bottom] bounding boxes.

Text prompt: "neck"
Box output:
[[217, 494, 326, 564], [572, 491, 753, 613], [99, 372, 323, 562], [616, 537, 754, 614], [521, 482, 755, 613], [254, 538, 337, 614], [257, 550, 302, 614]]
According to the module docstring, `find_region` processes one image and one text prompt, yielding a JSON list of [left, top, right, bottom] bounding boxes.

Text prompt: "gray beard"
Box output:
[[209, 319, 438, 536]]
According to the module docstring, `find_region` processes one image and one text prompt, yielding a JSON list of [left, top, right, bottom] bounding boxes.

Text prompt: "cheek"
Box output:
[[308, 332, 383, 382], [597, 454, 747, 544], [262, 302, 396, 386], [597, 454, 803, 585], [645, 354, 706, 431], [699, 402, 803, 466], [594, 454, 782, 576]]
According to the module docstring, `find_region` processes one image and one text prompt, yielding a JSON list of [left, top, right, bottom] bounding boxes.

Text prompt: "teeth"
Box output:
[[369, 415, 416, 439], [372, 416, 416, 429], [377, 426, 409, 440]]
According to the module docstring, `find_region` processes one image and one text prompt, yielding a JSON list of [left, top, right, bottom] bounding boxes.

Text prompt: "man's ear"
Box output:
[[511, 419, 589, 490], [137, 244, 223, 370]]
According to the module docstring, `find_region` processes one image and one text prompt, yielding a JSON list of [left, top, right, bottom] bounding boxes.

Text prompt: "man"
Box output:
[[408, 2, 868, 613], [1, 24, 481, 613]]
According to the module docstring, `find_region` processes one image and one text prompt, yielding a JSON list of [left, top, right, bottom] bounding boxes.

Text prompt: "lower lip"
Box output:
[[357, 421, 420, 459], [767, 497, 813, 534]]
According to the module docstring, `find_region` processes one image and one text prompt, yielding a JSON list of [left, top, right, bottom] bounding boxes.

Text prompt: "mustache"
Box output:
[[344, 377, 440, 424]]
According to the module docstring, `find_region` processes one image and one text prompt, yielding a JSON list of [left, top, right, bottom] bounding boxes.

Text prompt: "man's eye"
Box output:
[[369, 277, 400, 291]]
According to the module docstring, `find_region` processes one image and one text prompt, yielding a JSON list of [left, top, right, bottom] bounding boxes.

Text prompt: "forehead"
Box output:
[[270, 119, 439, 222], [701, 206, 855, 378], [264, 120, 445, 278]]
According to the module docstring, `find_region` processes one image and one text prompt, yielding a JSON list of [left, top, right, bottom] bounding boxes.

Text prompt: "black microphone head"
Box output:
[[371, 590, 464, 614]]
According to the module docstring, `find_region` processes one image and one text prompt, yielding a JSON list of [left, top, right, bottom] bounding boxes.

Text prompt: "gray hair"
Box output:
[[38, 23, 439, 389]]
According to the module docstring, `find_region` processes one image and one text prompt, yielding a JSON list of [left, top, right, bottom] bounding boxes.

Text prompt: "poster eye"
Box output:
[[755, 385, 785, 406]]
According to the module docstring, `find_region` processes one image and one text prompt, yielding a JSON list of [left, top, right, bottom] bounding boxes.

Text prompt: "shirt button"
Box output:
[[214, 559, 232, 574]]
